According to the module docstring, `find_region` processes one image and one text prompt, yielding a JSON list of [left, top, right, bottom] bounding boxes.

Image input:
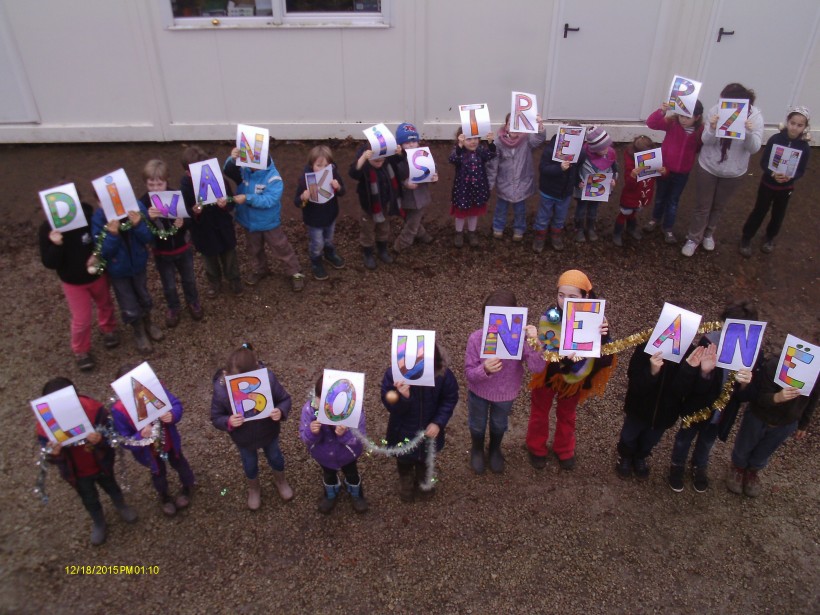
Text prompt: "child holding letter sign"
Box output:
[[573, 127, 618, 243], [614, 136, 666, 247], [392, 122, 437, 253], [739, 106, 811, 257], [449, 127, 496, 248]]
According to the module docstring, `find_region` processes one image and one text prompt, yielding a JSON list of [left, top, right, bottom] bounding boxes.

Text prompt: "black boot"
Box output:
[[310, 255, 328, 280], [612, 222, 624, 247], [376, 241, 394, 264], [131, 319, 152, 353], [488, 431, 505, 473], [362, 246, 377, 270], [469, 432, 485, 474], [323, 246, 346, 269], [89, 509, 107, 546]]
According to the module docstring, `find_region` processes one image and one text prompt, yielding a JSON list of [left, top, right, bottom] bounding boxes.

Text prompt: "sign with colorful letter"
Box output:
[[317, 369, 365, 428], [581, 172, 613, 202], [391, 329, 436, 387], [31, 386, 94, 447], [305, 166, 335, 204], [716, 319, 767, 371], [774, 334, 819, 395], [110, 362, 172, 430], [39, 182, 88, 232], [459, 103, 491, 139], [363, 123, 398, 160], [634, 148, 664, 180], [406, 147, 436, 183], [560, 299, 606, 358], [147, 191, 189, 218], [509, 92, 538, 134], [480, 306, 529, 360], [767, 145, 802, 178], [716, 98, 749, 140], [235, 124, 270, 170], [92, 168, 140, 222], [552, 125, 586, 163], [667, 75, 702, 118], [225, 367, 274, 422], [645, 303, 702, 363], [189, 158, 227, 205]]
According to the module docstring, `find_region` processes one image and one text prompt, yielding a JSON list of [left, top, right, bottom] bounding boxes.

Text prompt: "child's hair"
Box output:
[[631, 135, 654, 152], [455, 127, 463, 140], [504, 112, 512, 125], [181, 145, 210, 168], [143, 159, 169, 182], [307, 145, 334, 167], [721, 299, 758, 321], [42, 377, 74, 396], [116, 363, 140, 379], [483, 289, 517, 310], [671, 100, 704, 128], [314, 373, 324, 397], [226, 344, 258, 375], [720, 83, 756, 106]]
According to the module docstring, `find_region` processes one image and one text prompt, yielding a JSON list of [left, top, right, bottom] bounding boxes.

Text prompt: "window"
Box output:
[[166, 0, 387, 28]]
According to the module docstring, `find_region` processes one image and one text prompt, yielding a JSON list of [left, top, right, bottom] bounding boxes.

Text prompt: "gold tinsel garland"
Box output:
[[527, 320, 732, 427]]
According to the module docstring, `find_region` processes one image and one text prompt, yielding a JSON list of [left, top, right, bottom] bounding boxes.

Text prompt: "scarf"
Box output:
[[367, 163, 400, 221]]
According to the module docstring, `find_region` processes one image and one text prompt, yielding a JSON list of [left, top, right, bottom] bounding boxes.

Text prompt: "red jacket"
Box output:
[[619, 151, 659, 210], [646, 108, 703, 174]]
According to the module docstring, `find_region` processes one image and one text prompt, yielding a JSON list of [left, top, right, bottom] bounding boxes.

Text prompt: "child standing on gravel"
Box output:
[[573, 126, 618, 243], [392, 122, 438, 253], [448, 128, 496, 248], [613, 135, 666, 247]]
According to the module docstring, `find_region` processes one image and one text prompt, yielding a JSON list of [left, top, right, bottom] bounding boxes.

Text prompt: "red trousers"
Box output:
[[62, 277, 117, 355], [526, 387, 580, 461]]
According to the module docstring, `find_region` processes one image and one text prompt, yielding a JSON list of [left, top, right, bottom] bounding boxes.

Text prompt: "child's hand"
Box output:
[[486, 131, 495, 143], [193, 203, 204, 214], [599, 318, 609, 337], [560, 161, 571, 171], [139, 424, 154, 438], [736, 368, 752, 388], [536, 114, 544, 130], [309, 420, 321, 434], [270, 408, 282, 421], [357, 149, 373, 169], [173, 218, 184, 229], [228, 413, 244, 428], [610, 178, 616, 188], [744, 118, 754, 131], [661, 101, 671, 112], [48, 230, 63, 245], [127, 210, 142, 226], [233, 195, 247, 205], [301, 189, 310, 202], [214, 198, 228, 209], [794, 429, 807, 441], [774, 387, 801, 404], [649, 351, 664, 375], [147, 206, 161, 220], [431, 172, 439, 183], [685, 346, 705, 367], [335, 425, 348, 436], [86, 431, 102, 445], [709, 115, 719, 130], [424, 423, 440, 438], [404, 180, 418, 190], [48, 442, 62, 456], [230, 147, 241, 160], [525, 324, 538, 339], [699, 343, 717, 374], [630, 168, 640, 179], [457, 133, 466, 147], [578, 180, 584, 189], [395, 380, 411, 399], [483, 357, 503, 375], [159, 411, 174, 424], [773, 173, 789, 183], [331, 179, 340, 191], [659, 166, 668, 176], [106, 219, 120, 235]]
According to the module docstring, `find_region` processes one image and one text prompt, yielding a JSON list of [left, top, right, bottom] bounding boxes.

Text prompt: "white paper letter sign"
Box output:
[[406, 147, 436, 183], [148, 191, 189, 218], [189, 158, 227, 205], [480, 306, 529, 360], [305, 166, 335, 204], [774, 334, 819, 396], [459, 104, 491, 139], [581, 172, 612, 202], [717, 98, 749, 140], [110, 362, 172, 430], [552, 125, 586, 163], [716, 319, 767, 371], [31, 386, 94, 447], [768, 145, 802, 178], [363, 123, 398, 160], [225, 367, 274, 422], [236, 124, 270, 170], [634, 148, 664, 180], [560, 299, 605, 358], [92, 168, 140, 222], [391, 329, 436, 387], [645, 303, 702, 363], [39, 182, 88, 232], [667, 75, 702, 118], [510, 92, 538, 134], [318, 369, 365, 428]]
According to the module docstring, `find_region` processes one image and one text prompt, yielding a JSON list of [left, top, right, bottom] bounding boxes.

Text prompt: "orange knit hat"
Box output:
[[557, 269, 592, 293]]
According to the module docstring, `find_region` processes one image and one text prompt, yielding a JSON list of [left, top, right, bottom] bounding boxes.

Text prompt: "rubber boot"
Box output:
[[488, 431, 505, 474], [376, 241, 394, 264], [271, 470, 294, 501], [362, 246, 377, 270], [310, 255, 328, 281], [89, 509, 107, 546], [131, 319, 152, 353], [111, 494, 138, 523], [317, 479, 340, 514], [469, 432, 485, 474], [143, 313, 164, 342], [612, 222, 624, 247], [247, 477, 261, 510], [345, 478, 369, 514], [398, 467, 415, 502]]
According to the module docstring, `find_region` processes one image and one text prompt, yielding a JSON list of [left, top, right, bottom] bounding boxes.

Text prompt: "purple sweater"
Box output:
[[465, 329, 546, 402], [298, 400, 364, 470]]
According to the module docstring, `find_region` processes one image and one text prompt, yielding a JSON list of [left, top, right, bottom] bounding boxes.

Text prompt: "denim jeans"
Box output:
[[492, 198, 527, 234], [238, 437, 285, 479], [533, 192, 572, 232], [617, 414, 666, 460], [670, 421, 719, 468], [155, 248, 199, 310], [652, 171, 690, 231], [307, 223, 337, 259], [731, 410, 797, 470], [467, 391, 513, 436], [574, 200, 600, 228], [109, 272, 153, 325]]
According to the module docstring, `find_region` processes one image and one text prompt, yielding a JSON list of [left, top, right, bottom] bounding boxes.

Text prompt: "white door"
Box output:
[[546, 0, 662, 121], [699, 0, 820, 123]]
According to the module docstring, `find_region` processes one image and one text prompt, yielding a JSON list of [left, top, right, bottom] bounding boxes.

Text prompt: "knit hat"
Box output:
[[396, 122, 420, 145], [557, 269, 592, 293], [788, 105, 811, 123], [584, 126, 612, 154]]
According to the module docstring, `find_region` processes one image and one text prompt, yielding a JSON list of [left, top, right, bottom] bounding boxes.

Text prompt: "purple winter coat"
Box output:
[[298, 400, 364, 470]]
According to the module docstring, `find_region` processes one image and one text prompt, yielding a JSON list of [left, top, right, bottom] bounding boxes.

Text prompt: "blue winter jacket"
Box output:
[[223, 156, 284, 232], [91, 205, 153, 278]]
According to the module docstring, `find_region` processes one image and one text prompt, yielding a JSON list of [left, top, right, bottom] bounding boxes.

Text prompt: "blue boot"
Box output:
[[318, 479, 340, 514], [345, 478, 369, 514]]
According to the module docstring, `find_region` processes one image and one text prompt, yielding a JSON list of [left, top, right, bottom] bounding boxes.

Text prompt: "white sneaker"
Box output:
[[681, 240, 698, 257], [702, 235, 715, 251]]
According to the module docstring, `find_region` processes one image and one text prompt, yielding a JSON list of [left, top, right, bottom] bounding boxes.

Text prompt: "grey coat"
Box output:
[[486, 130, 546, 202]]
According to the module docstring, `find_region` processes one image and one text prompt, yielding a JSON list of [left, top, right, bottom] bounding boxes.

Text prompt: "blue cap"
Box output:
[[396, 122, 420, 145]]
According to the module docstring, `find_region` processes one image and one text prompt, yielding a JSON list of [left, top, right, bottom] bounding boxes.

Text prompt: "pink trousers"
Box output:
[[61, 276, 117, 354]]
